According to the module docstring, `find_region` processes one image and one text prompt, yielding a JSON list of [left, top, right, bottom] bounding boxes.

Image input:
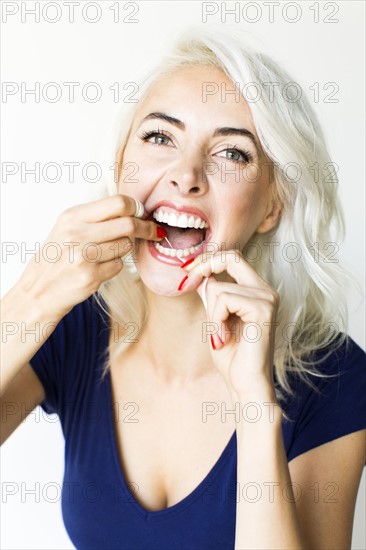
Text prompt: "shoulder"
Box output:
[[28, 294, 108, 415], [304, 333, 366, 407], [284, 335, 366, 548], [52, 294, 109, 343], [280, 333, 366, 462], [294, 332, 365, 381], [282, 333, 366, 408]]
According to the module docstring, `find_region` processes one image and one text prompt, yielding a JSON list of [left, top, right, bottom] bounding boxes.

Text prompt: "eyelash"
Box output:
[[138, 129, 254, 164]]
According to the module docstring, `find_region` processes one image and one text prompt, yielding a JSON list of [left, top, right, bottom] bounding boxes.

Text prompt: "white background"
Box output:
[[1, 1, 365, 548]]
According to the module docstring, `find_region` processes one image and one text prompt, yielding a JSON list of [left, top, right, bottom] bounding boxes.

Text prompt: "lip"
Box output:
[[146, 200, 210, 226]]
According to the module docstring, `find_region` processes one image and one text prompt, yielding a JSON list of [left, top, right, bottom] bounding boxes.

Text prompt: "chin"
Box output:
[[137, 270, 183, 297], [134, 242, 184, 297]]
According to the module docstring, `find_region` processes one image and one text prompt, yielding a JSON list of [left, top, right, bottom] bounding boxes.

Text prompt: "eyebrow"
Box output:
[[138, 112, 259, 151]]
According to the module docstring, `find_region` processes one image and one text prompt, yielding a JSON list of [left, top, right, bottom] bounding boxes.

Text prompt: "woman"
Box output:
[[2, 26, 365, 549]]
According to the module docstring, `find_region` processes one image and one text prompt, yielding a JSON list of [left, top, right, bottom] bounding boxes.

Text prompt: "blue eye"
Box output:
[[138, 129, 172, 146], [138, 130, 253, 165], [217, 146, 253, 164]]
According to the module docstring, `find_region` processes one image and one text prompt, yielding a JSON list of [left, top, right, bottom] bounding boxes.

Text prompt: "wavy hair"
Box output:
[[92, 25, 360, 412]]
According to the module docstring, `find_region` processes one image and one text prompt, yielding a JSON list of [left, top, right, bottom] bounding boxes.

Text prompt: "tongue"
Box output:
[[162, 226, 205, 249]]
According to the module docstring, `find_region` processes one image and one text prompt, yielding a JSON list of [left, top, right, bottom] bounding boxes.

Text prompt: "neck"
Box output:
[[136, 280, 216, 385]]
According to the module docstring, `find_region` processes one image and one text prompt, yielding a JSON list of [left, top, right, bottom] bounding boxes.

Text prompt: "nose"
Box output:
[[167, 152, 208, 195]]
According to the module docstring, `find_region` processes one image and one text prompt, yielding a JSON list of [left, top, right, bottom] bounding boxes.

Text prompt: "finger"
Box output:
[[182, 249, 272, 289], [202, 278, 275, 320], [211, 292, 258, 346], [67, 194, 146, 223], [95, 256, 124, 282], [203, 279, 275, 301], [94, 237, 134, 263], [81, 216, 165, 243]]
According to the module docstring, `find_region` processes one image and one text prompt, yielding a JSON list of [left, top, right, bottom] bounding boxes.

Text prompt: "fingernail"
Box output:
[[217, 334, 224, 346], [210, 334, 224, 350], [210, 335, 216, 350], [180, 258, 195, 269], [177, 275, 189, 291], [157, 226, 167, 239]]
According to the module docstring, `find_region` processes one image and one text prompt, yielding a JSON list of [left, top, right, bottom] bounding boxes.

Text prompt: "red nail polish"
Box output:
[[177, 275, 189, 291], [180, 258, 195, 269], [217, 334, 224, 346], [157, 226, 167, 238], [210, 335, 216, 350]]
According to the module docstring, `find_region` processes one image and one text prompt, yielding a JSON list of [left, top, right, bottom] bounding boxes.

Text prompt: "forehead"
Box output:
[[134, 65, 255, 131]]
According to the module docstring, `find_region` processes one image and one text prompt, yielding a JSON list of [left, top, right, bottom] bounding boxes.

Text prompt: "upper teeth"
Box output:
[[152, 208, 208, 229]]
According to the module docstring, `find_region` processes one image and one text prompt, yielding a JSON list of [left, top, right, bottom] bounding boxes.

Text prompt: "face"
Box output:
[[118, 65, 281, 296]]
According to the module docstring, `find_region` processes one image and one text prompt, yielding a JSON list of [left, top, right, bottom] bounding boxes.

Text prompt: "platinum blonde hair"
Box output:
[[92, 25, 360, 410]]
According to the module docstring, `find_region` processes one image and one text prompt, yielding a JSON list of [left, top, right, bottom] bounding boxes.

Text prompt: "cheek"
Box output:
[[223, 188, 268, 244], [118, 148, 164, 196]]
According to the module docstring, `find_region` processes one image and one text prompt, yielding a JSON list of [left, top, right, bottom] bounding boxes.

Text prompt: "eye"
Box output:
[[138, 129, 173, 146], [215, 145, 253, 164]]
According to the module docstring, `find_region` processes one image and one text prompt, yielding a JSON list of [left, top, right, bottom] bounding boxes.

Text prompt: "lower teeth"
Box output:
[[154, 241, 204, 258]]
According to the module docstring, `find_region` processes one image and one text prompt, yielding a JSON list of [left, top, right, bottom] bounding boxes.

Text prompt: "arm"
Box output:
[[288, 429, 366, 550], [181, 250, 308, 547], [1, 282, 66, 445], [1, 195, 164, 443], [234, 389, 365, 549], [1, 283, 65, 397], [234, 387, 308, 549], [180, 250, 365, 549], [1, 194, 162, 398]]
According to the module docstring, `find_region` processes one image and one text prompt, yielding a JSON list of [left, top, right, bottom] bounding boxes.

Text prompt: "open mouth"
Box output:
[[148, 207, 209, 259]]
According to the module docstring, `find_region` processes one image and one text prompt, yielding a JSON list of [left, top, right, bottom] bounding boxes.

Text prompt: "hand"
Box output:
[[180, 249, 280, 400], [16, 194, 165, 317]]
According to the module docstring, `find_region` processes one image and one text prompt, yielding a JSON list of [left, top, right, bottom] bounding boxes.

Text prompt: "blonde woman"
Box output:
[[2, 27, 365, 549]]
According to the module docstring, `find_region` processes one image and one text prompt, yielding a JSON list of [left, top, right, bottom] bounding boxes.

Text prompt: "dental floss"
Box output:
[[200, 277, 209, 312], [163, 235, 184, 260], [163, 236, 209, 312]]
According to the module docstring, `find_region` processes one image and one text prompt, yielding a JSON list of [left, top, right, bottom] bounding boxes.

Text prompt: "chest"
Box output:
[[109, 357, 236, 512]]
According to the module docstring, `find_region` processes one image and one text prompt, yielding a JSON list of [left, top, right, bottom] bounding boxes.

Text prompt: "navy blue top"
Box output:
[[29, 296, 366, 550]]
